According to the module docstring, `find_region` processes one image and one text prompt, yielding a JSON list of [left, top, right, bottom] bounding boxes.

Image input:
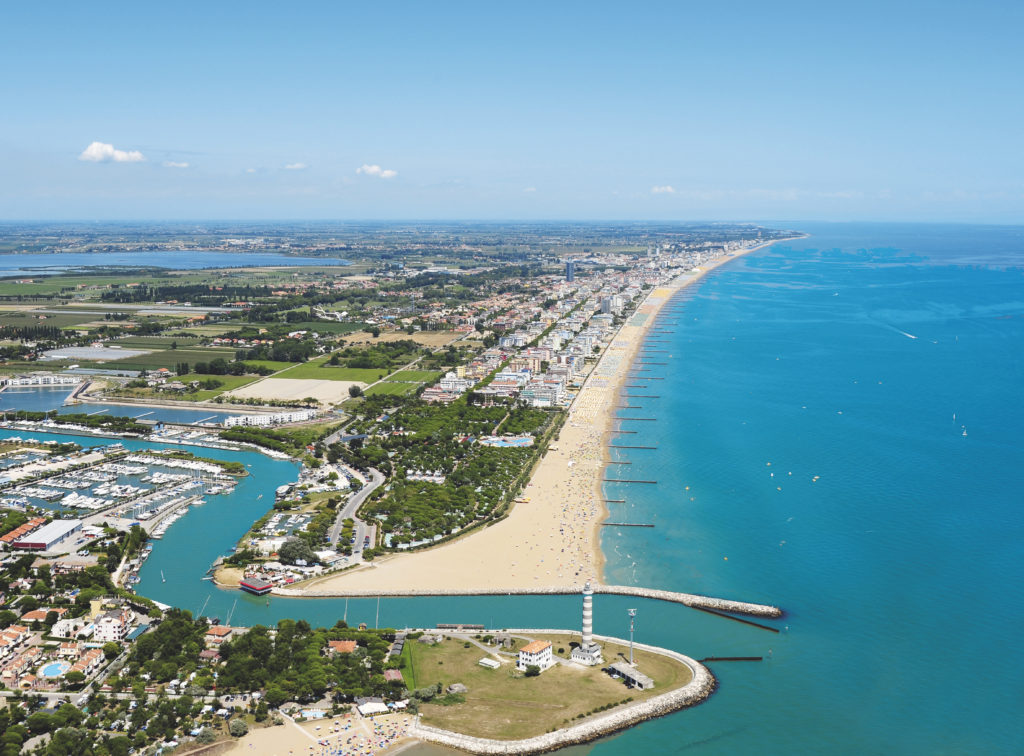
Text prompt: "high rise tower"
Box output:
[[565, 260, 575, 282], [571, 581, 603, 665]]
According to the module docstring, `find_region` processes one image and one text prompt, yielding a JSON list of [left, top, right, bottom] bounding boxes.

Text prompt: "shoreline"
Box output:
[[592, 235, 801, 582], [283, 237, 801, 598]]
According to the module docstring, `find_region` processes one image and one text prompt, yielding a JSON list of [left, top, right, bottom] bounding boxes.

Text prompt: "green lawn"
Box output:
[[408, 635, 692, 740], [0, 312, 97, 329], [388, 370, 441, 382], [275, 355, 386, 382], [365, 382, 418, 396]]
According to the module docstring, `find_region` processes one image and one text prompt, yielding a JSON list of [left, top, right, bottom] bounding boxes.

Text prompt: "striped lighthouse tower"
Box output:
[[581, 581, 595, 649], [571, 581, 603, 665]]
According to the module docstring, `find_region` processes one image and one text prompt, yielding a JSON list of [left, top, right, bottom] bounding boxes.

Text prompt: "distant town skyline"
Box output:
[[2, 1, 1022, 221]]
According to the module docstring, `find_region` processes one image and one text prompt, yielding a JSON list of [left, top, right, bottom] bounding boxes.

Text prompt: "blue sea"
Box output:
[[1, 223, 1021, 754]]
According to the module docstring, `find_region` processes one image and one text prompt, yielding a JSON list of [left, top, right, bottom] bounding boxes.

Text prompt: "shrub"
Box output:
[[228, 718, 249, 737]]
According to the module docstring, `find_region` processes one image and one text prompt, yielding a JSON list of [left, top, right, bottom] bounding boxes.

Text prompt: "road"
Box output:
[[328, 467, 383, 548]]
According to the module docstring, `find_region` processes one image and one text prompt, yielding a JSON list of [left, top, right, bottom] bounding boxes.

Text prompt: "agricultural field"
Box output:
[[287, 320, 367, 334], [102, 347, 237, 371], [0, 311, 97, 329]]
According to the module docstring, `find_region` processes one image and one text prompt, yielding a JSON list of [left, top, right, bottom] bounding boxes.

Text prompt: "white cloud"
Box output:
[[523, 186, 537, 193], [78, 141, 145, 163], [357, 164, 397, 179], [162, 161, 189, 169], [284, 162, 308, 171], [651, 185, 675, 194]]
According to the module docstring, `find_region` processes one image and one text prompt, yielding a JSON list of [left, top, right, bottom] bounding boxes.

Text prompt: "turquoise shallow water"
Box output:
[[3, 224, 1022, 753]]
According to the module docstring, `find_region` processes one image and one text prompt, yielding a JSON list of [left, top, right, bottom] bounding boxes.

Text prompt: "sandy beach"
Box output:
[[223, 712, 413, 756], [295, 242, 791, 595]]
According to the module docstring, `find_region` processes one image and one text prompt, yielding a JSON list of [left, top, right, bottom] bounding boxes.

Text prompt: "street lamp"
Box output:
[[627, 609, 637, 665]]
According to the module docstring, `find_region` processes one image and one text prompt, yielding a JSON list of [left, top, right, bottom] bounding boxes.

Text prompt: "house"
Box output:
[[205, 625, 233, 645], [383, 669, 404, 683], [21, 607, 67, 624], [57, 642, 79, 659], [516, 640, 554, 673], [327, 640, 357, 655]]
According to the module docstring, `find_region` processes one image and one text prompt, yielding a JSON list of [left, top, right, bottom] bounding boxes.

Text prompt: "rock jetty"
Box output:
[[274, 582, 782, 618]]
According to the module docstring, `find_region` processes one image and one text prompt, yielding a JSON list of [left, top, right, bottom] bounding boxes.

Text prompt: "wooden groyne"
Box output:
[[608, 444, 657, 449], [617, 417, 657, 421], [602, 522, 654, 528], [699, 656, 762, 663], [408, 632, 715, 756], [603, 478, 657, 484], [606, 461, 632, 465], [690, 605, 780, 633], [275, 583, 783, 618]]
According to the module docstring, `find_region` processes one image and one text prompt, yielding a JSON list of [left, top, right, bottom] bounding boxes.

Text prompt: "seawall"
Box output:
[[408, 630, 715, 755], [272, 582, 782, 618]]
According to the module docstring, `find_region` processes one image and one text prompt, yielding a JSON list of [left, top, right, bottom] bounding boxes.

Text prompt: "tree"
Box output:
[[196, 728, 217, 744], [524, 664, 541, 677], [348, 385, 363, 398], [64, 670, 86, 686], [102, 642, 121, 660], [278, 537, 317, 565], [0, 610, 18, 628], [228, 718, 249, 737]]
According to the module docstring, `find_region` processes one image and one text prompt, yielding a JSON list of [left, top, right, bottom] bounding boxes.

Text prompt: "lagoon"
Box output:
[[0, 250, 348, 276]]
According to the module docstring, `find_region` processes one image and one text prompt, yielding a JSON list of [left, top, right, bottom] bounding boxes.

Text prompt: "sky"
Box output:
[[2, 0, 1022, 221]]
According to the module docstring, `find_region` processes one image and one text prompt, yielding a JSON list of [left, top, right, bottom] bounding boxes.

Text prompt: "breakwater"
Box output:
[[274, 583, 782, 618], [408, 630, 715, 756]]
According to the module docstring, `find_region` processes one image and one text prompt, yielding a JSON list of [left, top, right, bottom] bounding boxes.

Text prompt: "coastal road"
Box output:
[[329, 467, 384, 547]]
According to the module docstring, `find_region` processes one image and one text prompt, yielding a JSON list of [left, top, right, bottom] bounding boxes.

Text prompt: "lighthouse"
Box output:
[[571, 581, 604, 666]]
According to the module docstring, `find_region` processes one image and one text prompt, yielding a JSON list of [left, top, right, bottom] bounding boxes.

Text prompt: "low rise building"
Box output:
[[517, 640, 554, 673]]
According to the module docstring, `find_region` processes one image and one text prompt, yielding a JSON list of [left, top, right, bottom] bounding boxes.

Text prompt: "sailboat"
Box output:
[[161, 570, 166, 583]]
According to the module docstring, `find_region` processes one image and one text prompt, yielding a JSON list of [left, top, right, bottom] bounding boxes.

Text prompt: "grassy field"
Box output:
[[388, 370, 441, 382], [288, 320, 367, 334], [240, 359, 297, 373], [275, 355, 387, 383], [406, 635, 692, 740], [365, 382, 419, 396], [107, 373, 260, 402]]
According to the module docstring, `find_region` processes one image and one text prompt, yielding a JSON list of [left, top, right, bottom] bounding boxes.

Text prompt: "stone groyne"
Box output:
[[408, 630, 715, 756], [272, 583, 782, 619]]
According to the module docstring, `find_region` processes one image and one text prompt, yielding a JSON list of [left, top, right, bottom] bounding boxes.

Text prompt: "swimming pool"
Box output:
[[478, 435, 535, 448], [39, 661, 71, 678]]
